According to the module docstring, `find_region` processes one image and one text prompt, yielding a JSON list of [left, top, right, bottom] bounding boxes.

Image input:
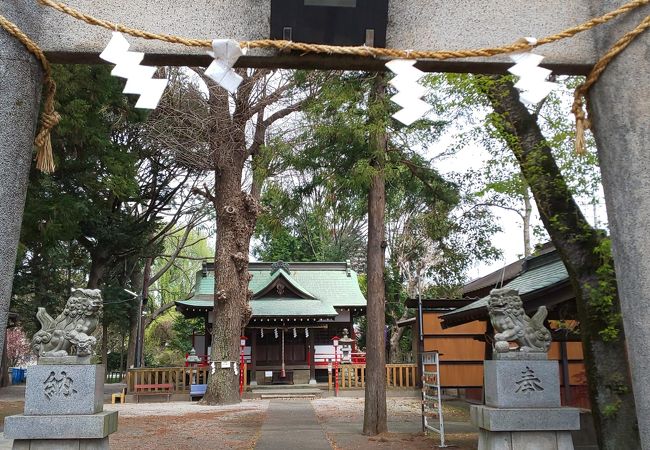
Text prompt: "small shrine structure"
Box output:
[[175, 261, 366, 385]]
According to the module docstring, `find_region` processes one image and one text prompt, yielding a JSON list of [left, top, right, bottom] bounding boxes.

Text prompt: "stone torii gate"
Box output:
[[1, 0, 649, 444]]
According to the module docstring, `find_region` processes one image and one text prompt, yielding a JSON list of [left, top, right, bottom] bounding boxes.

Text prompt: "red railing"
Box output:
[[314, 352, 366, 366]]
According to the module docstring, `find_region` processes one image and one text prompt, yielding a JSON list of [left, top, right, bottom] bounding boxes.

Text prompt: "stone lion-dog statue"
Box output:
[[487, 288, 552, 354], [32, 288, 102, 358]]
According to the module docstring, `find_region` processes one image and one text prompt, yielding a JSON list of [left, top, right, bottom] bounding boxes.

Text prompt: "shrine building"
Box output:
[[175, 260, 366, 385]]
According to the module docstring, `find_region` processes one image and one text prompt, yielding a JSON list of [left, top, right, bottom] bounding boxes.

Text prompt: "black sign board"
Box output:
[[270, 0, 389, 47]]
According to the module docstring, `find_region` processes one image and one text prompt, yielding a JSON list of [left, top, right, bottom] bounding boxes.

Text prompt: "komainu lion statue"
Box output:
[[32, 289, 102, 358], [487, 288, 552, 353]]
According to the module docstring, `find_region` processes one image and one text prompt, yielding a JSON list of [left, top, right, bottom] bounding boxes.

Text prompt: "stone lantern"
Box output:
[[186, 348, 201, 365], [338, 328, 354, 364]]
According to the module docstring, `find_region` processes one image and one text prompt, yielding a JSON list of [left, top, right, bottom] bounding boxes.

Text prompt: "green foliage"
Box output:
[[144, 314, 204, 367], [253, 72, 500, 360], [12, 64, 150, 331], [433, 74, 604, 256], [170, 316, 205, 354], [584, 238, 622, 342], [148, 229, 212, 312], [101, 285, 138, 335], [602, 399, 622, 418]]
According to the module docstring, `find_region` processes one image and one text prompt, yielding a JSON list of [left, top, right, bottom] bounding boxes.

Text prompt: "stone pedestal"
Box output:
[[4, 364, 118, 449], [472, 358, 580, 450]]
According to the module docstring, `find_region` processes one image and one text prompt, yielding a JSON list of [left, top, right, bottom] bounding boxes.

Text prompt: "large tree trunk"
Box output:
[[87, 253, 108, 290], [388, 324, 406, 364], [522, 188, 532, 257], [363, 74, 388, 436], [87, 259, 109, 368], [388, 307, 410, 363], [202, 164, 259, 405], [126, 269, 144, 369], [481, 76, 640, 450]]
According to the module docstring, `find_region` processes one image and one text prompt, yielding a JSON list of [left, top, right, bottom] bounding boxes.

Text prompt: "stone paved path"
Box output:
[[255, 399, 331, 450]]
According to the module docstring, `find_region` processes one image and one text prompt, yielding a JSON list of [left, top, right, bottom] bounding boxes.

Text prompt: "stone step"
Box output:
[[260, 394, 318, 400], [253, 388, 322, 395], [250, 383, 325, 390], [249, 387, 324, 399]]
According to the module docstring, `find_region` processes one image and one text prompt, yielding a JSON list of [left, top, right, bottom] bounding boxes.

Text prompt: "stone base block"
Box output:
[[471, 405, 580, 431], [24, 364, 104, 415], [13, 437, 108, 450], [478, 429, 575, 450], [484, 360, 560, 408], [4, 411, 118, 440]]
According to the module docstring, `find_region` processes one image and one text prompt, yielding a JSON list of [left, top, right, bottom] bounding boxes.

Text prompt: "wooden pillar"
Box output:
[[309, 330, 316, 384], [483, 321, 494, 360], [560, 340, 571, 405], [204, 312, 210, 357], [250, 328, 257, 386]]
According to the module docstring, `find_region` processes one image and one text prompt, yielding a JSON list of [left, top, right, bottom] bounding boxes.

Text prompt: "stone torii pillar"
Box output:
[[0, 5, 43, 363], [590, 2, 650, 446]]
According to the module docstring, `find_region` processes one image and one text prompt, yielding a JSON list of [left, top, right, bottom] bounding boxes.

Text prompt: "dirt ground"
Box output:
[[104, 398, 476, 450], [1, 396, 477, 449], [105, 401, 267, 449], [311, 397, 477, 450]]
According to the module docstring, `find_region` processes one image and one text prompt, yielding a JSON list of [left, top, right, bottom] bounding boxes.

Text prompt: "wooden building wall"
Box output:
[[422, 311, 486, 388], [417, 311, 589, 407]]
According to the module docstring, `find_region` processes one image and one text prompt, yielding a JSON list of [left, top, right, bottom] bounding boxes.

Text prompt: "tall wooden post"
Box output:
[[309, 330, 316, 384], [250, 329, 257, 386]]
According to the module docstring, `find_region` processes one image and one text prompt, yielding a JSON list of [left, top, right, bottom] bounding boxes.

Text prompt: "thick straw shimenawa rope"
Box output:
[[0, 13, 59, 172], [572, 13, 650, 154], [0, 1, 648, 173]]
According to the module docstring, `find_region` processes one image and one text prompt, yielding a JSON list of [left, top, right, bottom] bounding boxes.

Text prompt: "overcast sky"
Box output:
[[432, 128, 607, 281]]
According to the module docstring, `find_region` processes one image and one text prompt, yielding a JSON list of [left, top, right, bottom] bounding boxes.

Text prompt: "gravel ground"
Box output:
[[1, 395, 477, 449], [106, 400, 269, 449]]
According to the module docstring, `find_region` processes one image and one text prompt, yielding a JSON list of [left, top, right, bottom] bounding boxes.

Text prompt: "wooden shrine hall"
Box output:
[[175, 260, 366, 385]]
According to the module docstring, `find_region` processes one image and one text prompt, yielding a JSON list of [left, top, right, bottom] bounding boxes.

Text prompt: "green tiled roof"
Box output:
[[177, 298, 337, 317], [252, 269, 316, 299], [442, 254, 568, 318], [178, 262, 366, 318]]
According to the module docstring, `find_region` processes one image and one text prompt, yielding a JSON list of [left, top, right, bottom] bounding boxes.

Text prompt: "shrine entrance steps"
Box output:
[[248, 384, 324, 400]]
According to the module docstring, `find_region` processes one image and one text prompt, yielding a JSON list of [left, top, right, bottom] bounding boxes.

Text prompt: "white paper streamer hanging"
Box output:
[[507, 38, 557, 105], [206, 39, 245, 94], [260, 328, 264, 338], [293, 328, 297, 338], [305, 328, 309, 338], [99, 32, 168, 109], [385, 59, 432, 126], [274, 328, 278, 339]]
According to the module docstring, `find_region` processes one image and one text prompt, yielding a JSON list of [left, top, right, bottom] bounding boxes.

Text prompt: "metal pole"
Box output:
[[417, 277, 425, 432]]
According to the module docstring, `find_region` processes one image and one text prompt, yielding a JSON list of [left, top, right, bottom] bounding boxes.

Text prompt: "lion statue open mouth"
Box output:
[[32, 288, 102, 358], [487, 288, 552, 354]]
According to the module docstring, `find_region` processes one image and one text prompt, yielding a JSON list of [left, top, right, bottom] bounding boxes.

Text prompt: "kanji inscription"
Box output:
[[43, 370, 78, 399], [515, 366, 544, 393]]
